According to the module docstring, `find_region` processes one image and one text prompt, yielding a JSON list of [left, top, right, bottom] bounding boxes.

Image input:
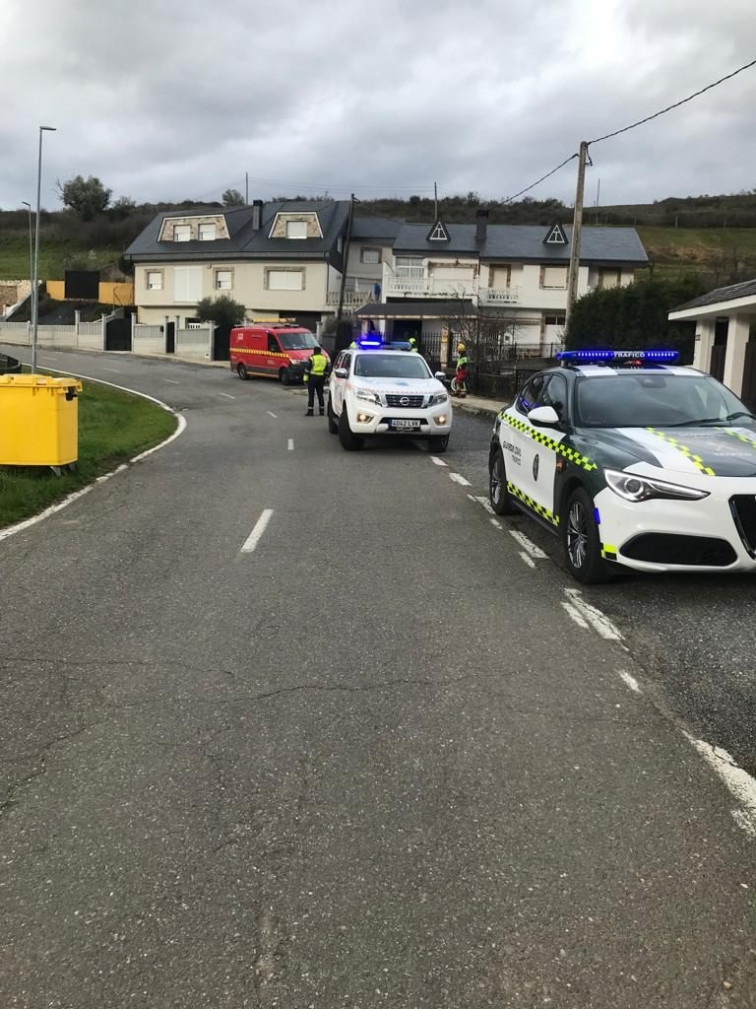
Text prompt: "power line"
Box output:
[[502, 153, 578, 204], [588, 56, 756, 146]]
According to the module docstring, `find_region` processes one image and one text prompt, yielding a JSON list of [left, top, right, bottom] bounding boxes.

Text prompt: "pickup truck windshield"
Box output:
[[354, 354, 431, 379]]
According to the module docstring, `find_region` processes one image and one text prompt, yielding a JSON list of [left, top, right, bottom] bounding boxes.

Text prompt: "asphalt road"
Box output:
[[1, 346, 755, 1008]]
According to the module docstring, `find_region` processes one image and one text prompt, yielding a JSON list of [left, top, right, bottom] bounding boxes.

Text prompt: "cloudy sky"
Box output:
[[2, 0, 755, 211]]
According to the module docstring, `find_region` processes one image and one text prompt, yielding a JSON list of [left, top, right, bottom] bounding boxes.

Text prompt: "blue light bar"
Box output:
[[357, 338, 382, 348], [556, 349, 679, 362]]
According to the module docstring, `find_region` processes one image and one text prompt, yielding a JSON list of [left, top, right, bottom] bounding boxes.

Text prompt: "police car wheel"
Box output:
[[338, 407, 364, 451], [279, 368, 291, 385], [489, 449, 515, 515], [562, 487, 612, 584], [327, 397, 338, 434], [237, 363, 248, 381]]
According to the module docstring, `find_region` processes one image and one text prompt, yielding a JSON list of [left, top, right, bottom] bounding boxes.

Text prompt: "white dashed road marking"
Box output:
[[685, 734, 756, 838], [449, 472, 471, 487], [519, 552, 536, 569], [561, 600, 590, 629], [563, 588, 623, 641], [219, 392, 235, 400], [430, 456, 448, 467], [509, 529, 547, 559], [164, 379, 180, 384], [288, 439, 294, 451], [241, 509, 274, 554], [490, 518, 502, 529], [103, 367, 122, 374], [267, 411, 278, 418], [618, 671, 641, 694]]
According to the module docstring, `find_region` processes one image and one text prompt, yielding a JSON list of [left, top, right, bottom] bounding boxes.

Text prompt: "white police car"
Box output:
[[489, 349, 756, 583], [327, 339, 452, 452]]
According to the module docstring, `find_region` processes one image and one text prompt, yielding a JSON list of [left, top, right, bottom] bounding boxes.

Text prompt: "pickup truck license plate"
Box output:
[[392, 419, 421, 430]]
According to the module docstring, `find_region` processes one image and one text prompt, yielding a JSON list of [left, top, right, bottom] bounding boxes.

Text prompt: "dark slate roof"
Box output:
[[125, 200, 350, 262], [355, 300, 478, 318], [351, 217, 404, 241], [673, 277, 756, 312], [393, 222, 648, 264]]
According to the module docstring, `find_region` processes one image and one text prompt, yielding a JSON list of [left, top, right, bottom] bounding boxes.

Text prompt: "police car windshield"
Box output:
[[575, 372, 749, 428], [354, 354, 431, 379], [277, 331, 318, 350]]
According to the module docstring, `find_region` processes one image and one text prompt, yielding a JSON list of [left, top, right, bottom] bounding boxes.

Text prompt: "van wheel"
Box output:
[[327, 397, 338, 434], [338, 408, 364, 451], [279, 368, 291, 386], [237, 363, 248, 380]]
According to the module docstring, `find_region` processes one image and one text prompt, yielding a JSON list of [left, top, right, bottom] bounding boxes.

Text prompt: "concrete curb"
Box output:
[[451, 399, 506, 420]]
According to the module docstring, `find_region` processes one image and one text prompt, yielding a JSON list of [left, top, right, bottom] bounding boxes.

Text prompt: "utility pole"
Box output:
[[335, 194, 357, 351], [565, 140, 589, 335], [245, 172, 249, 205], [31, 125, 56, 375], [22, 201, 33, 286], [434, 181, 438, 220]]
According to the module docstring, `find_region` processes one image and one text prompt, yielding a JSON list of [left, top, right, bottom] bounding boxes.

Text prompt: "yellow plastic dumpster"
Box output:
[[0, 374, 83, 467]]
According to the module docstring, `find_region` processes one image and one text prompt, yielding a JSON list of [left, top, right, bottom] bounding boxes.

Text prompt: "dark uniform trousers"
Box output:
[[308, 376, 325, 412]]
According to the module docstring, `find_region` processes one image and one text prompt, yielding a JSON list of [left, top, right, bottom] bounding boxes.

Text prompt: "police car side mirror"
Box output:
[[334, 368, 348, 379], [528, 405, 560, 427]]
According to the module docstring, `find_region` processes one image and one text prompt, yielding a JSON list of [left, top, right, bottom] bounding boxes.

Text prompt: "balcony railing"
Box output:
[[325, 289, 373, 307], [478, 287, 520, 305], [385, 277, 478, 298]]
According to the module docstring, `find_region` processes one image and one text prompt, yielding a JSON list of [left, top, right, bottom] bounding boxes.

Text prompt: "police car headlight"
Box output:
[[428, 392, 449, 406], [604, 468, 710, 502], [356, 388, 381, 405]]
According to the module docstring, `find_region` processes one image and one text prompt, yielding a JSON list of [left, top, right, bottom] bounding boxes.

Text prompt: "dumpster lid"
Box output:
[[0, 374, 82, 390]]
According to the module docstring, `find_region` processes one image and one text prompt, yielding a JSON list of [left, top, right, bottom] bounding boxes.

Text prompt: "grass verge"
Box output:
[[0, 375, 177, 529]]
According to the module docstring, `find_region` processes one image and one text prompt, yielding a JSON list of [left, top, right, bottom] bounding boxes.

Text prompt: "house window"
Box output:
[[598, 268, 622, 289], [215, 269, 232, 290], [286, 220, 308, 239], [146, 270, 163, 291], [267, 269, 305, 291], [490, 266, 511, 288], [361, 247, 381, 265], [199, 223, 217, 241], [544, 314, 566, 327], [174, 224, 191, 242], [541, 266, 568, 289], [395, 256, 424, 279], [173, 266, 203, 302]]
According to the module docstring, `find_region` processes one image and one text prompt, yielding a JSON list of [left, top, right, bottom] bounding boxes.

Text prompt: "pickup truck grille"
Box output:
[[385, 394, 425, 409]]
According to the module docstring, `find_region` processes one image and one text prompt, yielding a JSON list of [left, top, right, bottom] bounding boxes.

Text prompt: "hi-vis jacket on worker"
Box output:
[[304, 348, 329, 382]]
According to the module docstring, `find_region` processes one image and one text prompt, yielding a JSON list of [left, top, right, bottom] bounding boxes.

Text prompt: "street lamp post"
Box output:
[[31, 126, 56, 375], [21, 201, 33, 292]]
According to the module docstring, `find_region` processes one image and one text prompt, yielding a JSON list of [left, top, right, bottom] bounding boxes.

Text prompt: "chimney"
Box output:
[[251, 199, 263, 231], [475, 209, 488, 244]]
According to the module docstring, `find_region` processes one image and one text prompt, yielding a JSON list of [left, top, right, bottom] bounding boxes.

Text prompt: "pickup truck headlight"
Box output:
[[356, 389, 381, 405], [605, 468, 710, 502], [428, 392, 449, 407]]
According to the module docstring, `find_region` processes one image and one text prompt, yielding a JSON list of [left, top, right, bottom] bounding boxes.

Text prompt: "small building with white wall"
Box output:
[[668, 279, 756, 410]]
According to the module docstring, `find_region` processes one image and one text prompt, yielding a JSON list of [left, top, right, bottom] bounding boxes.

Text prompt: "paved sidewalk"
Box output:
[[450, 393, 506, 418]]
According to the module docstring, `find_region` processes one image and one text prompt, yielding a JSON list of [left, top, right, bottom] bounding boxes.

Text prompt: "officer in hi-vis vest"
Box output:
[[304, 345, 329, 416]]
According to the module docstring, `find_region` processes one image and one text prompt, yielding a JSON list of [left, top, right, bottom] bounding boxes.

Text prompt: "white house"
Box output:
[[668, 279, 756, 410]]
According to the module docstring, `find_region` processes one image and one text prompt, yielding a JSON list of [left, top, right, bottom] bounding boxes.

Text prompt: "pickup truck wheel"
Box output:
[[237, 363, 248, 380], [327, 397, 338, 434], [428, 434, 449, 453], [489, 448, 515, 515], [338, 407, 364, 451]]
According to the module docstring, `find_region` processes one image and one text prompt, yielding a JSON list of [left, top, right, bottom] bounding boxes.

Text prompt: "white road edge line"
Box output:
[[430, 456, 448, 467], [449, 472, 471, 487], [0, 366, 187, 543], [241, 509, 274, 554], [618, 670, 641, 694], [561, 600, 590, 629], [519, 551, 536, 569], [288, 438, 294, 451], [219, 392, 235, 400], [685, 733, 756, 837], [474, 495, 495, 515], [509, 528, 547, 559], [563, 588, 623, 641], [266, 411, 278, 418]]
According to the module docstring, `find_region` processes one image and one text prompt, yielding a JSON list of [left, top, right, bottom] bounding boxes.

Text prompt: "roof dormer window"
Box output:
[[286, 220, 308, 239], [174, 225, 191, 242], [198, 222, 217, 241]]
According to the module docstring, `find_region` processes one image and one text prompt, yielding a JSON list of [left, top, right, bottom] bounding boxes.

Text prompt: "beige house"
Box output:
[[668, 279, 756, 410]]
